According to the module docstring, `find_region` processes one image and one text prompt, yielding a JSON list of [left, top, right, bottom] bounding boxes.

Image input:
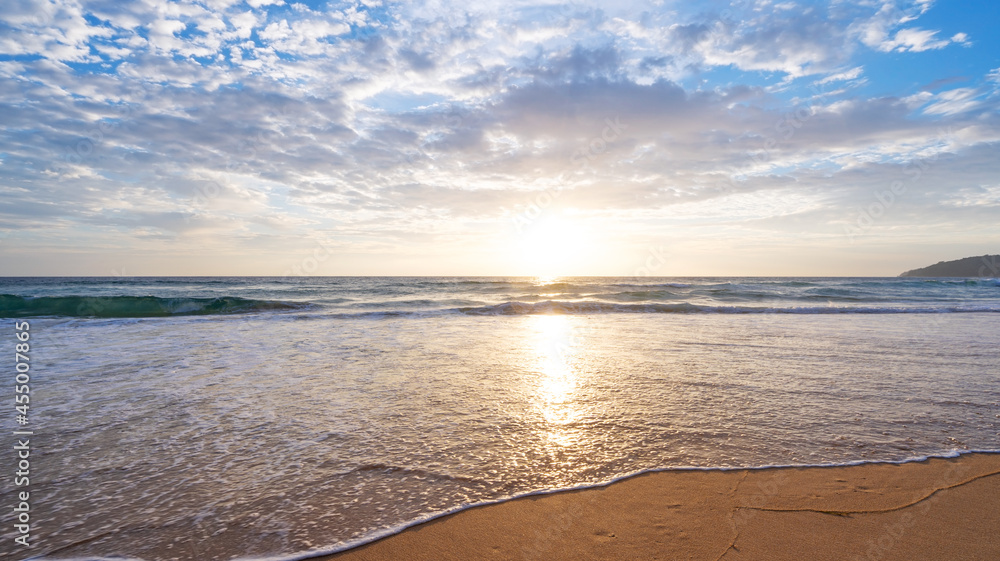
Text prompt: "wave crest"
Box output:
[[455, 300, 1000, 316], [0, 295, 306, 318]]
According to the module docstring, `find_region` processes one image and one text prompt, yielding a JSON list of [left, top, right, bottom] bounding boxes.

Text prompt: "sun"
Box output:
[[512, 214, 593, 277]]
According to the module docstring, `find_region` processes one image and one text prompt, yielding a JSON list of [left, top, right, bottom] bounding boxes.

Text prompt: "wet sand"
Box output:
[[321, 453, 1000, 561]]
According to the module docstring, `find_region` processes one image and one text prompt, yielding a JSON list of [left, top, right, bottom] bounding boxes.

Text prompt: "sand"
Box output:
[[320, 453, 1000, 561]]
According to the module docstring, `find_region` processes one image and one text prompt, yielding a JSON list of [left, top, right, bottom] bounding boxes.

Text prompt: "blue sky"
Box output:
[[1, 0, 998, 276]]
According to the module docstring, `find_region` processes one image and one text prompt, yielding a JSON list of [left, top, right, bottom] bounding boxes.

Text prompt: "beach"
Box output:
[[325, 453, 1000, 561], [8, 1, 1000, 558]]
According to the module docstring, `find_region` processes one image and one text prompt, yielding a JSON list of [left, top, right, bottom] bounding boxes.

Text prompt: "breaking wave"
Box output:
[[0, 294, 306, 318]]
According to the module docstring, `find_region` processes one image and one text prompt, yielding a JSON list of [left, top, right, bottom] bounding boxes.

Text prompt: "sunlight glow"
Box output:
[[514, 215, 595, 277], [529, 315, 582, 445]]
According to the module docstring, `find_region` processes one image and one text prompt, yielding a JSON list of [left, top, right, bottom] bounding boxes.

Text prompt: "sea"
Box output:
[[2, 276, 999, 560]]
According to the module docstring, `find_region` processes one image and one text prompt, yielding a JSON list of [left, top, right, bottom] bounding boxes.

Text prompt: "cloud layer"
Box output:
[[1, 0, 998, 275]]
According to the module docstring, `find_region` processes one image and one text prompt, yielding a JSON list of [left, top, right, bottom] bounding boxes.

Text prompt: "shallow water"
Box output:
[[1, 278, 998, 560]]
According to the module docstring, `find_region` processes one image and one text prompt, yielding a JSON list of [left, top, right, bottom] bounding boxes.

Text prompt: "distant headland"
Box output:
[[899, 254, 1000, 277]]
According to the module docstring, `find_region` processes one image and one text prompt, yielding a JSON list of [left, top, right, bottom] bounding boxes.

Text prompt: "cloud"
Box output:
[[1, 0, 998, 273], [0, 0, 113, 62], [877, 27, 951, 52], [853, 1, 969, 54], [920, 76, 969, 91], [679, 10, 857, 78], [815, 66, 864, 85], [258, 17, 350, 56], [247, 0, 284, 8], [922, 87, 983, 115], [229, 11, 258, 39]]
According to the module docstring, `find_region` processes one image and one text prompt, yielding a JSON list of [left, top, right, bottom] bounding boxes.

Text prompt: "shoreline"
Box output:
[[312, 452, 1000, 561]]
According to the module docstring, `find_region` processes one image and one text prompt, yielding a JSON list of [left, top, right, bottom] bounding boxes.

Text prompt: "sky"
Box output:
[[1, 0, 998, 276]]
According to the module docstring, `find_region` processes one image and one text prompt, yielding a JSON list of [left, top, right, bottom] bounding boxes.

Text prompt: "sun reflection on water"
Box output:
[[534, 275, 559, 286], [529, 314, 583, 446]]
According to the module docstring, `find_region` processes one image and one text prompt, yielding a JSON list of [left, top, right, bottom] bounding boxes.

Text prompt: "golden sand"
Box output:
[[321, 453, 1000, 561]]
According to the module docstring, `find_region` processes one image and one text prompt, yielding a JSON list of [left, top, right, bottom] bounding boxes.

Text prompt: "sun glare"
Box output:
[[531, 315, 580, 426], [513, 215, 593, 277]]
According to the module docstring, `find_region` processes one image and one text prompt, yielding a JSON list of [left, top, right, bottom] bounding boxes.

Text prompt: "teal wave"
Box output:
[[0, 295, 305, 318]]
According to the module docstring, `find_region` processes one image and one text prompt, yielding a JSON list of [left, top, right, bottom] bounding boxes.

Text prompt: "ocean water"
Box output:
[[1, 276, 999, 560]]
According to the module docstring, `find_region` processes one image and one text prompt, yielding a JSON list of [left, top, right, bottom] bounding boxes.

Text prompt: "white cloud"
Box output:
[[247, 0, 284, 8], [94, 43, 132, 59], [922, 88, 982, 115], [853, 1, 969, 54], [150, 18, 186, 37], [258, 18, 349, 55], [815, 66, 864, 85], [229, 11, 258, 39], [878, 27, 951, 52], [0, 0, 112, 62]]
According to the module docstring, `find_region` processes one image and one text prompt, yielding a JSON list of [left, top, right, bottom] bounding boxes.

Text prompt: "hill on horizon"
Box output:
[[899, 255, 1000, 278]]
